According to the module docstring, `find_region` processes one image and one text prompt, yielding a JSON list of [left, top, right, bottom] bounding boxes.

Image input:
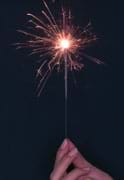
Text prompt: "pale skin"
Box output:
[[50, 139, 113, 180]]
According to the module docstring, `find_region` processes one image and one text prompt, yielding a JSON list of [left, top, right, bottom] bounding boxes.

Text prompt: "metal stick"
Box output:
[[64, 54, 68, 138]]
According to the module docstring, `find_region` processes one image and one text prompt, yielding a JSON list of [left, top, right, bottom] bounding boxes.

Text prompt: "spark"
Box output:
[[15, 0, 103, 137]]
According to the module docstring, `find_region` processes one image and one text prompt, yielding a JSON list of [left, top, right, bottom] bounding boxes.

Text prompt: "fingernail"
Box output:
[[82, 167, 91, 172], [60, 139, 68, 150], [68, 148, 78, 157], [81, 167, 91, 175]]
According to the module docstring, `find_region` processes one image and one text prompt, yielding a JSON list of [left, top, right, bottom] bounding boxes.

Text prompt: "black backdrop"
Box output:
[[0, 0, 124, 179]]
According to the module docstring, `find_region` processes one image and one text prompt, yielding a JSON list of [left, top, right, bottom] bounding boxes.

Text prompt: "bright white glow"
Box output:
[[60, 39, 70, 49]]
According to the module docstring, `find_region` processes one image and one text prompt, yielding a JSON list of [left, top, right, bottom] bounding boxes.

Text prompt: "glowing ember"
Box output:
[[60, 39, 70, 49]]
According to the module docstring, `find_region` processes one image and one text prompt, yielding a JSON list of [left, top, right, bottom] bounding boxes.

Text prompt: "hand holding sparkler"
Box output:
[[50, 139, 113, 180]]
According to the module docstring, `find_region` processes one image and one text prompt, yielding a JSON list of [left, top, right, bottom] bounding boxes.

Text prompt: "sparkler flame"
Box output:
[[15, 0, 103, 96]]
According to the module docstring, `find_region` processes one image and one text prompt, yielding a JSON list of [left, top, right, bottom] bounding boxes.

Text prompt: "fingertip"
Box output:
[[68, 148, 78, 157], [68, 139, 76, 150], [60, 139, 68, 150]]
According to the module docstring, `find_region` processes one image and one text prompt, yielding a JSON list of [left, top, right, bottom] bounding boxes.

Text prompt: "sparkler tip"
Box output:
[[60, 39, 70, 50]]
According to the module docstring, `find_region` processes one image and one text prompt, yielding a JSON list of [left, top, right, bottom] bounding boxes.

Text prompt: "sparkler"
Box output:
[[15, 0, 103, 137]]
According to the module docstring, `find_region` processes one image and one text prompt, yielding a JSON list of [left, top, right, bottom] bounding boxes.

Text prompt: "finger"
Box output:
[[63, 167, 90, 180], [50, 148, 78, 180], [80, 166, 113, 180], [68, 139, 91, 169], [55, 139, 69, 167], [78, 177, 95, 180]]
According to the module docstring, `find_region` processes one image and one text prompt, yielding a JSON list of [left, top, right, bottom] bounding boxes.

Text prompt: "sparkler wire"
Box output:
[[64, 53, 68, 138]]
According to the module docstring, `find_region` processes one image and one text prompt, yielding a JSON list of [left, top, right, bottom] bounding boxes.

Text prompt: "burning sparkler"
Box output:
[[15, 0, 103, 137]]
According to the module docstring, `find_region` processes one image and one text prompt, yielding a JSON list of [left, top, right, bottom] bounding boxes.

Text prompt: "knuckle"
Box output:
[[64, 154, 71, 161], [61, 155, 70, 165]]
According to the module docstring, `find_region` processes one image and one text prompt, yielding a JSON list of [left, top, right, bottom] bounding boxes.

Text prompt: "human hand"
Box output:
[[50, 139, 113, 180]]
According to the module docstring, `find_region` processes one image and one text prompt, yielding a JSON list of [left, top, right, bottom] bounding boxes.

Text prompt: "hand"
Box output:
[[50, 139, 113, 180]]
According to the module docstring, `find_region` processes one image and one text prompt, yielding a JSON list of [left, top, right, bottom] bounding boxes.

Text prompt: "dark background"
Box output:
[[0, 0, 124, 179]]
